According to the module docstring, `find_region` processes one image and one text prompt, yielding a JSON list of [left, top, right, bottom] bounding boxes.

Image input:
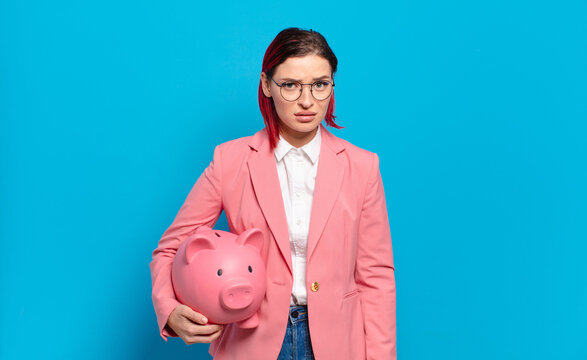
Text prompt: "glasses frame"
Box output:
[[268, 76, 335, 102]]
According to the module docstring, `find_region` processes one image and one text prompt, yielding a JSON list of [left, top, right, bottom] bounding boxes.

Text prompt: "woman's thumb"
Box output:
[[188, 309, 208, 325], [197, 314, 208, 325]]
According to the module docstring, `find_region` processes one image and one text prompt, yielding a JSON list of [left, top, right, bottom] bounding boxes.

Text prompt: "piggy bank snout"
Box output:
[[220, 282, 254, 310]]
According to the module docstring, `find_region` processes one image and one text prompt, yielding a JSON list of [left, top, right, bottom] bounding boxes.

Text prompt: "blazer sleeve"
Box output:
[[149, 145, 224, 341], [355, 152, 397, 359]]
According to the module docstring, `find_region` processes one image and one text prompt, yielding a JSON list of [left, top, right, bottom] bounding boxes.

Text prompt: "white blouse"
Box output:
[[273, 125, 321, 306]]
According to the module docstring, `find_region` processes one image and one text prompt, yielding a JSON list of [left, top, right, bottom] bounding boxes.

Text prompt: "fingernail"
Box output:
[[202, 316, 208, 323]]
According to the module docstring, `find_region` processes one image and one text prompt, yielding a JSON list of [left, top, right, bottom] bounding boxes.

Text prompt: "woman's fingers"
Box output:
[[185, 327, 224, 344], [188, 323, 224, 336], [168, 305, 225, 345]]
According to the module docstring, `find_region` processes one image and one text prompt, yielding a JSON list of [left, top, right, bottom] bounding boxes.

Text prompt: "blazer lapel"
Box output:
[[247, 128, 293, 275], [307, 124, 346, 261], [246, 124, 347, 275]]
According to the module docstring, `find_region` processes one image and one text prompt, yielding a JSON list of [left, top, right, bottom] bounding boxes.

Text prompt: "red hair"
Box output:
[[258, 28, 343, 150]]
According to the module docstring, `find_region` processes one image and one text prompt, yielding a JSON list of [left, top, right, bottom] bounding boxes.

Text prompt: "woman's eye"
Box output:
[[283, 82, 297, 89], [314, 81, 328, 89]]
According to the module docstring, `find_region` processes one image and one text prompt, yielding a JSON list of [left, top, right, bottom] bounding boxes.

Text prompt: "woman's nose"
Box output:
[[297, 86, 314, 107]]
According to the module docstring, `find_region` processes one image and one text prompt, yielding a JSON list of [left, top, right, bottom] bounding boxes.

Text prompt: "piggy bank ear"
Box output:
[[184, 233, 216, 264], [236, 228, 264, 253]]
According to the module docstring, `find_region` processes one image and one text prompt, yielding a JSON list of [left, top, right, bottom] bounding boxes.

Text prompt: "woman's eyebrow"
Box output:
[[279, 75, 332, 82]]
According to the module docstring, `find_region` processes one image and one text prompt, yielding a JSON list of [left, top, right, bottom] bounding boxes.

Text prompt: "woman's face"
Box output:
[[261, 54, 333, 148]]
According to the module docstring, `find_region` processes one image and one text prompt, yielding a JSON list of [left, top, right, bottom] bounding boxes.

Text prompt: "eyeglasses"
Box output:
[[269, 76, 335, 102]]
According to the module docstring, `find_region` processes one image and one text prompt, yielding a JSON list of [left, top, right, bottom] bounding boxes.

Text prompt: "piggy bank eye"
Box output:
[[217, 269, 223, 276], [248, 265, 253, 273]]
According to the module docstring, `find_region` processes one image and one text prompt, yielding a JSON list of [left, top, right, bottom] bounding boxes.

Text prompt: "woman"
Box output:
[[150, 27, 396, 360]]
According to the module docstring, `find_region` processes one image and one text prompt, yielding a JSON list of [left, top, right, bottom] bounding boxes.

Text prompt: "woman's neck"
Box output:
[[279, 126, 318, 148]]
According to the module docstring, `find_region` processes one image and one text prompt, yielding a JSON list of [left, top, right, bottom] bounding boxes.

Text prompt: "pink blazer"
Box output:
[[150, 123, 396, 359]]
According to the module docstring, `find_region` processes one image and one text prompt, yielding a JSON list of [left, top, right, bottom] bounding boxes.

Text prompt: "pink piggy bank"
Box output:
[[172, 226, 266, 328]]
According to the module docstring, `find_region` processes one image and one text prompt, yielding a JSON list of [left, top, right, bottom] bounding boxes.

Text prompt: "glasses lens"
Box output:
[[311, 81, 333, 100], [281, 82, 302, 101]]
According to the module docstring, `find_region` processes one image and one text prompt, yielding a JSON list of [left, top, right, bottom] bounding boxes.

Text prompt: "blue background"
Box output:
[[1, 0, 586, 359]]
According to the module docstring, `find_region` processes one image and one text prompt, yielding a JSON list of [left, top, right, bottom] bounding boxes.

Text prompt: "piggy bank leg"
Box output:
[[237, 313, 259, 328]]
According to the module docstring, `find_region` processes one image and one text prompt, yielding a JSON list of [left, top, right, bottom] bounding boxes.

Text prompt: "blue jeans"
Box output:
[[277, 305, 316, 360]]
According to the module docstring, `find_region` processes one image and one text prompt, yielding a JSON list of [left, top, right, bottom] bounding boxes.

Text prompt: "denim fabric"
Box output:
[[277, 305, 316, 360]]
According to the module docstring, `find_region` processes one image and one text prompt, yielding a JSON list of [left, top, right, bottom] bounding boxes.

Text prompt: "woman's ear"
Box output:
[[260, 72, 272, 98]]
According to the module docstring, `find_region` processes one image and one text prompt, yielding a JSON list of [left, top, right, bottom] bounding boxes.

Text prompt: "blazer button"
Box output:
[[311, 282, 320, 292]]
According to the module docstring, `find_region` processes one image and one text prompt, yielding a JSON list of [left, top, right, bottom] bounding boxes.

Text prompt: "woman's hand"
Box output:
[[167, 304, 224, 345]]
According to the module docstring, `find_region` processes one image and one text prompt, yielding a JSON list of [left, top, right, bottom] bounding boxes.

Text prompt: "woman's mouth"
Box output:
[[295, 112, 316, 122]]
